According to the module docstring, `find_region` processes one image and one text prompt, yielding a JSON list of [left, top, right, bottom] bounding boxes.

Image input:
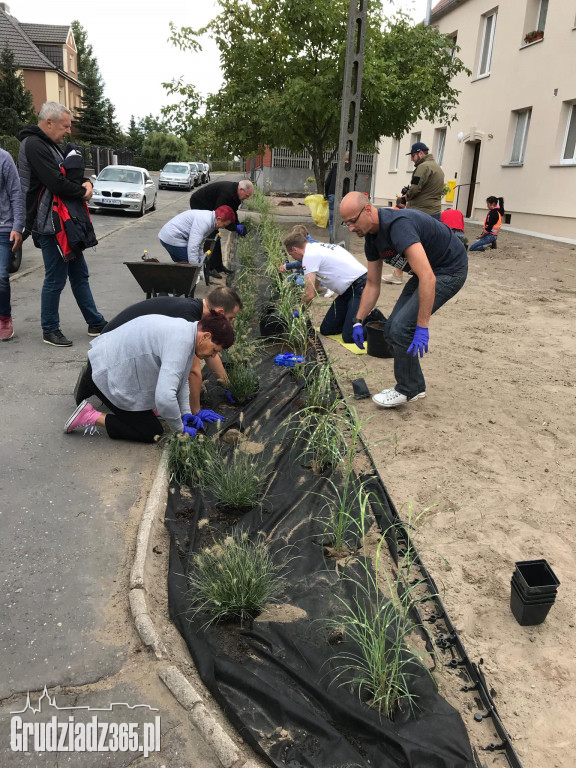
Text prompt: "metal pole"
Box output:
[[333, 0, 368, 249]]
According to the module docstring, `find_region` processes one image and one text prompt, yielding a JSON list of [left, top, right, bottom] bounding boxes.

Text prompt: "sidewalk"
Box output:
[[0, 183, 258, 766]]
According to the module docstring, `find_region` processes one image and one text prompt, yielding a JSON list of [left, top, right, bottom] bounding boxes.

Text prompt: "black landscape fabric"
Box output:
[[165, 353, 475, 768]]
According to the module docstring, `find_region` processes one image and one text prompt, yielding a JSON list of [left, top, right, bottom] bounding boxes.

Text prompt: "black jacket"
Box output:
[[189, 180, 240, 229], [17, 125, 88, 233]]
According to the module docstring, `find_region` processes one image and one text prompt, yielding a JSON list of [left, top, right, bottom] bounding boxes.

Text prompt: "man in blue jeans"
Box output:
[[18, 102, 106, 347], [282, 232, 367, 343], [340, 191, 468, 408], [0, 148, 24, 341]]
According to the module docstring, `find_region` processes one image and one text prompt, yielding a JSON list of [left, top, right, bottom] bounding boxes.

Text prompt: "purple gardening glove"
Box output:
[[182, 412, 203, 430], [196, 408, 225, 425], [292, 310, 299, 318], [236, 224, 247, 237], [224, 389, 238, 404], [407, 326, 429, 357], [182, 425, 198, 438], [352, 323, 365, 350]]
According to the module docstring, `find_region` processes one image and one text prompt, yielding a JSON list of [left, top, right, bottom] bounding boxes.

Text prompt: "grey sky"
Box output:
[[14, 0, 429, 130]]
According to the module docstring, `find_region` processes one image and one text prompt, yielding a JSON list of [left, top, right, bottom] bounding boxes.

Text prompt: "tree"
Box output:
[[161, 78, 203, 147], [0, 46, 36, 135], [169, 2, 469, 191], [141, 132, 188, 169], [71, 20, 115, 145], [126, 115, 143, 151]]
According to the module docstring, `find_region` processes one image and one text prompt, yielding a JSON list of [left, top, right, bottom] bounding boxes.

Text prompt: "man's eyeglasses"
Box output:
[[342, 205, 366, 227]]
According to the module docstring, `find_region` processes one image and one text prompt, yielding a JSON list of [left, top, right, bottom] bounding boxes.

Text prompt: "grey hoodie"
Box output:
[[88, 314, 198, 433], [0, 148, 24, 233]]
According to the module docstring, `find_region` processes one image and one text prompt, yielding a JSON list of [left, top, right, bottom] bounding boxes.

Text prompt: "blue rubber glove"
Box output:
[[196, 408, 225, 424], [182, 425, 198, 438], [224, 389, 238, 404], [236, 224, 247, 237], [182, 412, 203, 430], [352, 323, 365, 350], [292, 310, 299, 318], [407, 326, 429, 357]]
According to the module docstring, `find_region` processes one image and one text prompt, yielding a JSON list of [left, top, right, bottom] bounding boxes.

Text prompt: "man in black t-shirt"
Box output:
[[74, 287, 242, 416], [340, 192, 468, 409], [189, 180, 254, 274]]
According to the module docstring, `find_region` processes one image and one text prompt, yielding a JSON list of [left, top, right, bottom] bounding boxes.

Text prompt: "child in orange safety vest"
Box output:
[[469, 196, 504, 251]]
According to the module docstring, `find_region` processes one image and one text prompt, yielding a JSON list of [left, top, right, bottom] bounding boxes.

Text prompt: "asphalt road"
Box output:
[[0, 173, 243, 766]]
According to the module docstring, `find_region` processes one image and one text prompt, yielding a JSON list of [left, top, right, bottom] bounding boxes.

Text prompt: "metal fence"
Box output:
[[271, 146, 374, 174]]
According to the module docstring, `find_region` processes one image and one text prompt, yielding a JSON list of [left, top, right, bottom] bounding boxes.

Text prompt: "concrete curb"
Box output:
[[128, 447, 258, 768]]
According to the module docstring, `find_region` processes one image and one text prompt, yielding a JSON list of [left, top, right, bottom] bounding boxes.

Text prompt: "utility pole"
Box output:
[[333, 0, 368, 249]]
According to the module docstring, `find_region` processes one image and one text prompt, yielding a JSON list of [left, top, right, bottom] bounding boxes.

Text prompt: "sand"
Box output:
[[306, 219, 576, 768]]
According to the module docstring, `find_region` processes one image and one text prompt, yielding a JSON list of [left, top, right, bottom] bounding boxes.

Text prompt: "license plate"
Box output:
[[102, 198, 121, 205]]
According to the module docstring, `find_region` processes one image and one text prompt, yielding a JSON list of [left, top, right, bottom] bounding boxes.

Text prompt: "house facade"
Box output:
[[0, 4, 82, 115], [372, 0, 576, 240]]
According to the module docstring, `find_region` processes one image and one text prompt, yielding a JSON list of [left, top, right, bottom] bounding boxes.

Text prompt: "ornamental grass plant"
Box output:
[[285, 400, 350, 473], [328, 533, 435, 718], [202, 444, 269, 511], [186, 531, 286, 627], [166, 431, 221, 487]]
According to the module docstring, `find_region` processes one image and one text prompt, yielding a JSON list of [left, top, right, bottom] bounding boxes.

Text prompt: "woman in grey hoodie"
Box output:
[[64, 310, 234, 443]]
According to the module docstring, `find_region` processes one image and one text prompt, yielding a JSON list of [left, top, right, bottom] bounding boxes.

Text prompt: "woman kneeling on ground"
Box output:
[[64, 311, 234, 443]]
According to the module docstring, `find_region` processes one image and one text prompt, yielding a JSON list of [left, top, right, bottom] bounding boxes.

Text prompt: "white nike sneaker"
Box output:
[[372, 388, 426, 408]]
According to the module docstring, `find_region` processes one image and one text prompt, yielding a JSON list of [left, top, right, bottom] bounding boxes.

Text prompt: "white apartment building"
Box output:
[[372, 0, 576, 240]]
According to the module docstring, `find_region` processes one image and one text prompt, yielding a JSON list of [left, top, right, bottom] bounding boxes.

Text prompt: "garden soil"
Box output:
[[289, 211, 576, 768]]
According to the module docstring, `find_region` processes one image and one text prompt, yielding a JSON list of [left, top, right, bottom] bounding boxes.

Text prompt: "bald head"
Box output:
[[340, 192, 380, 238]]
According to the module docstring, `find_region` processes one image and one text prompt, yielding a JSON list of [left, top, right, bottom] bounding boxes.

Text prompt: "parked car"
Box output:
[[89, 165, 157, 216], [186, 162, 201, 187], [158, 162, 194, 190]]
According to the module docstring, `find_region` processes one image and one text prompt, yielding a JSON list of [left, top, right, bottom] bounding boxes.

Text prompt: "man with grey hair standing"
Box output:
[[18, 102, 106, 346], [189, 178, 254, 276]]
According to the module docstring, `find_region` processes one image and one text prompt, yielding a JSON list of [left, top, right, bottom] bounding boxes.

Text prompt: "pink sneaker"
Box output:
[[0, 315, 14, 340], [64, 399, 102, 434]]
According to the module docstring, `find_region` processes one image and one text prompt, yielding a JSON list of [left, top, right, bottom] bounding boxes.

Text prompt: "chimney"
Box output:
[[0, 2, 12, 13]]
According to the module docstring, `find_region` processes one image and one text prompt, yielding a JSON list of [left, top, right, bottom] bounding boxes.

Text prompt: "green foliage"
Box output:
[[202, 445, 269, 510], [285, 400, 350, 474], [141, 132, 189, 168], [169, 3, 469, 189], [303, 361, 334, 411], [161, 78, 203, 145], [0, 134, 20, 163], [328, 532, 435, 717], [225, 362, 260, 404], [0, 47, 36, 134], [186, 531, 285, 626], [166, 432, 221, 487]]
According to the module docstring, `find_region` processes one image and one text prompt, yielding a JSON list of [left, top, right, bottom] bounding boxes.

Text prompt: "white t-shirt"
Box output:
[[301, 242, 367, 295]]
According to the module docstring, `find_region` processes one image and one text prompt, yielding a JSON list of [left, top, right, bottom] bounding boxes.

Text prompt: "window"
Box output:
[[389, 139, 400, 172], [478, 11, 497, 77], [537, 0, 548, 31], [446, 32, 458, 61], [69, 54, 75, 73], [510, 108, 532, 164], [435, 128, 447, 165], [562, 104, 576, 163]]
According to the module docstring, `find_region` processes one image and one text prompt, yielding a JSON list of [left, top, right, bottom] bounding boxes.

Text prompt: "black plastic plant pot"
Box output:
[[510, 578, 556, 605], [510, 581, 556, 626], [259, 305, 286, 338], [352, 378, 371, 399], [513, 559, 560, 596], [365, 321, 394, 358]]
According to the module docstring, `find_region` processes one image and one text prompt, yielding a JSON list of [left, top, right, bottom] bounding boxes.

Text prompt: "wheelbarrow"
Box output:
[[124, 257, 206, 299]]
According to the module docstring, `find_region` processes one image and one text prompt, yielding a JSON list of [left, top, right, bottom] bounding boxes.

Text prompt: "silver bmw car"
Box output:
[[89, 165, 157, 216]]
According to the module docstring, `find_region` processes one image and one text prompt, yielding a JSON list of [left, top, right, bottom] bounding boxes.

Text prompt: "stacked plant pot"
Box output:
[[510, 559, 560, 626]]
